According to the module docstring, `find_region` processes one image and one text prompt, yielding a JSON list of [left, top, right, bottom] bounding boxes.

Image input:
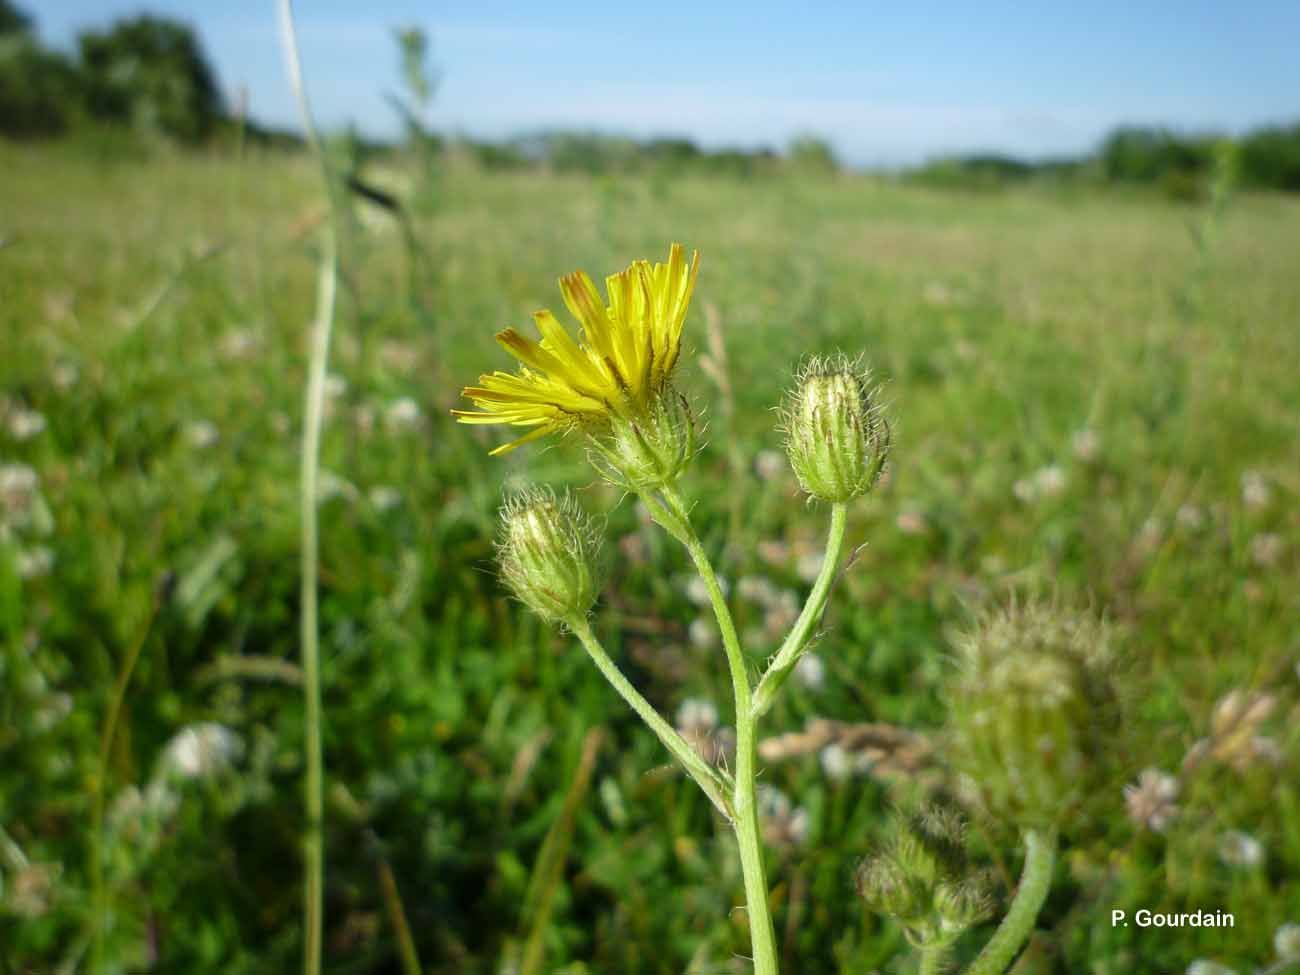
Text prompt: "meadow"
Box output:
[[1, 140, 1298, 973]]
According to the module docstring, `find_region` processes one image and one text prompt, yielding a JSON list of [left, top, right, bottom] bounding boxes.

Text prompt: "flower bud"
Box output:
[[589, 386, 698, 491], [498, 488, 603, 623], [934, 876, 994, 934], [857, 803, 993, 948], [781, 355, 889, 503], [855, 855, 927, 925], [946, 602, 1117, 830]]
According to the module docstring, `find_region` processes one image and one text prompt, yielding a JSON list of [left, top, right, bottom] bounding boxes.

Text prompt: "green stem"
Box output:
[[965, 829, 1057, 975], [751, 502, 847, 719], [919, 945, 949, 975], [567, 618, 733, 819], [656, 486, 779, 975], [278, 4, 341, 973]]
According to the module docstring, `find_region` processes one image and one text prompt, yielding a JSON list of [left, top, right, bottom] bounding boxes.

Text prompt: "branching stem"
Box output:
[[566, 617, 733, 819]]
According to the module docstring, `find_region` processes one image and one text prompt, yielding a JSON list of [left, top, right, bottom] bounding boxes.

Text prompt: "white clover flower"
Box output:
[[353, 404, 376, 437], [16, 546, 54, 579], [368, 485, 402, 512], [380, 340, 420, 373], [1175, 504, 1205, 530], [51, 361, 79, 392], [316, 470, 360, 505], [161, 723, 243, 780], [1186, 961, 1238, 975], [219, 329, 258, 360], [758, 786, 810, 848], [0, 463, 39, 521], [794, 653, 826, 690], [4, 859, 60, 918], [1013, 478, 1037, 504], [896, 509, 928, 535], [1217, 830, 1264, 869], [763, 594, 798, 637], [184, 420, 220, 449], [1240, 470, 1270, 510], [688, 616, 719, 650], [323, 373, 348, 399], [757, 540, 790, 567], [737, 575, 780, 608], [6, 408, 47, 440], [31, 691, 72, 732], [1071, 429, 1100, 462], [820, 742, 853, 782], [1274, 923, 1300, 961], [1034, 465, 1066, 498], [1136, 516, 1164, 553], [675, 698, 719, 735], [384, 396, 423, 431], [796, 550, 825, 584], [1250, 533, 1283, 568], [1124, 768, 1180, 832], [754, 449, 786, 483]]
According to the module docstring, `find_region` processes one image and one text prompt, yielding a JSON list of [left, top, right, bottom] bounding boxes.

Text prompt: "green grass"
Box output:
[[1, 141, 1298, 974]]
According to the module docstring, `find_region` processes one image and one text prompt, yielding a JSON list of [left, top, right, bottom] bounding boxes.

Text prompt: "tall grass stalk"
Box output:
[[277, 3, 343, 973], [88, 589, 163, 972]]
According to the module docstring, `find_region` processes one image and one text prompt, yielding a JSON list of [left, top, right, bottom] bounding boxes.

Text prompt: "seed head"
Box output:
[[498, 488, 603, 623], [781, 355, 889, 503]]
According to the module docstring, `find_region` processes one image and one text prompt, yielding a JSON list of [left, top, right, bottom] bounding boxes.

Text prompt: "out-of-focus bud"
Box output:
[[855, 855, 927, 925], [946, 601, 1117, 830], [498, 488, 603, 623], [934, 876, 994, 934], [590, 385, 697, 491], [857, 803, 993, 948], [781, 355, 889, 503]]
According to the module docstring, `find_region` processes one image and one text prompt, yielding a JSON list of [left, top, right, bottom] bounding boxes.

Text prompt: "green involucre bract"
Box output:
[[781, 354, 890, 503], [497, 487, 604, 622]]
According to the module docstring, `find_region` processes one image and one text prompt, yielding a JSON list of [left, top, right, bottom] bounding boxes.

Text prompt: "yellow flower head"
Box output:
[[454, 243, 700, 455]]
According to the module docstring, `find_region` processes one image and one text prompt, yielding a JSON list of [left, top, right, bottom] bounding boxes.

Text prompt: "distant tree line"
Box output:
[[902, 124, 1300, 196], [0, 0, 228, 141], [3, 0, 1299, 194]]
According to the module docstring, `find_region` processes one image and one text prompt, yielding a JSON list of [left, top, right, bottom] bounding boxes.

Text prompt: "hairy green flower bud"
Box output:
[[947, 602, 1117, 830], [858, 803, 994, 948], [498, 488, 603, 623], [781, 355, 890, 503], [934, 875, 994, 935], [855, 855, 927, 925], [589, 386, 698, 491]]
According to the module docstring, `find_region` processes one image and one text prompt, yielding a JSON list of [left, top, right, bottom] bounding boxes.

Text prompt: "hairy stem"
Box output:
[[656, 485, 780, 975], [567, 617, 733, 819], [278, 3, 342, 973], [751, 502, 847, 719], [966, 829, 1057, 975]]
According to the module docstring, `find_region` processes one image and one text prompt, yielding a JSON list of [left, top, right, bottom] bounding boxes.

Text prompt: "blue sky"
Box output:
[[37, 1, 1300, 165]]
